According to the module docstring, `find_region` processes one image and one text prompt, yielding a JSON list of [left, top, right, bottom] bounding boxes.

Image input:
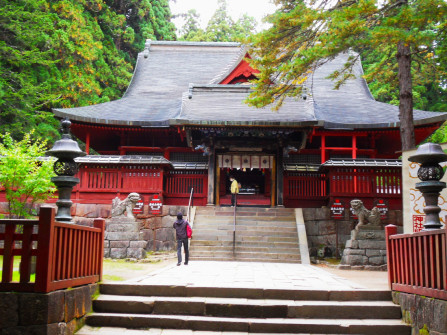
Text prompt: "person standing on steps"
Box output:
[[173, 212, 191, 266], [230, 175, 239, 207]]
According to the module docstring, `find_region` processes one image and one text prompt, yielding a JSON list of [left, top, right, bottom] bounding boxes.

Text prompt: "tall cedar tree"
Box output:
[[179, 0, 257, 42], [0, 0, 175, 142], [247, 0, 447, 151]]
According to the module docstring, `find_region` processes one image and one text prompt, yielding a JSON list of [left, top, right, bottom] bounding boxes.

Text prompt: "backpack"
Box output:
[[187, 224, 192, 238]]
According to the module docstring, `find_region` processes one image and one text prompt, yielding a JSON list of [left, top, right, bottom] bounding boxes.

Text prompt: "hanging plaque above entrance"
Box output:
[[218, 155, 274, 169]]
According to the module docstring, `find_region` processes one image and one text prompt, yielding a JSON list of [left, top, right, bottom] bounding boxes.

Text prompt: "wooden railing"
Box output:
[[284, 172, 327, 199], [386, 225, 446, 300], [164, 171, 207, 197], [0, 207, 105, 293], [329, 167, 401, 197], [76, 166, 163, 193]]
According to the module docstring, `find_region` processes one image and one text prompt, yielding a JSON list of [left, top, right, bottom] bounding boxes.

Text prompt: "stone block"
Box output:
[[104, 248, 110, 258], [103, 240, 109, 248], [73, 218, 94, 227], [130, 240, 148, 248], [351, 265, 365, 270], [142, 229, 153, 241], [368, 256, 385, 265], [315, 207, 331, 220], [0, 293, 18, 328], [127, 248, 146, 259], [110, 248, 127, 259], [64, 289, 76, 323], [19, 291, 64, 326], [432, 298, 447, 333], [341, 255, 364, 266], [110, 241, 130, 248], [105, 232, 140, 241], [161, 215, 175, 228], [107, 223, 139, 232], [155, 227, 175, 241], [365, 249, 381, 257], [304, 221, 319, 236], [358, 240, 386, 250], [344, 248, 365, 256], [302, 208, 316, 221], [345, 240, 359, 249], [356, 230, 385, 240], [318, 220, 335, 235], [74, 285, 92, 318]]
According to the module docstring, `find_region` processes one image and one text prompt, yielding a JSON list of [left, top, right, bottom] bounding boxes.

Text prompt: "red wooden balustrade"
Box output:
[[164, 171, 207, 198], [329, 167, 401, 197], [284, 172, 327, 200], [386, 225, 447, 300], [75, 166, 163, 193], [0, 207, 105, 293]]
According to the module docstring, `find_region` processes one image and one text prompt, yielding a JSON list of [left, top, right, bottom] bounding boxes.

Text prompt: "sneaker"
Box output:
[[184, 262, 188, 265], [177, 263, 181, 266]]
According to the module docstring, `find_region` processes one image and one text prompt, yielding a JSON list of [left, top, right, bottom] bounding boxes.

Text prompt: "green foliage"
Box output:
[[0, 0, 176, 142], [0, 132, 56, 218], [178, 0, 257, 42], [246, 0, 447, 149]]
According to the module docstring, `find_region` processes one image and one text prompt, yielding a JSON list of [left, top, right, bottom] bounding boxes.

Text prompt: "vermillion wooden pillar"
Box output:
[[271, 156, 276, 207], [276, 151, 284, 206], [321, 135, 327, 164], [85, 132, 90, 155], [207, 147, 216, 205], [216, 159, 220, 205]]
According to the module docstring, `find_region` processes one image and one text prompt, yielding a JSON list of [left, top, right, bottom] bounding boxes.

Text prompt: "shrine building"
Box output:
[[52, 41, 447, 210]]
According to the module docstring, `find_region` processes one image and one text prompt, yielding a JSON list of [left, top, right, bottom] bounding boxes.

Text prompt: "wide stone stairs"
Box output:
[[190, 206, 301, 263], [80, 283, 410, 334]]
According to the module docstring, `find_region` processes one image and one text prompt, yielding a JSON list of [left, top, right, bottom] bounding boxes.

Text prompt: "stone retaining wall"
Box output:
[[393, 291, 447, 335], [302, 207, 403, 258], [0, 284, 98, 335]]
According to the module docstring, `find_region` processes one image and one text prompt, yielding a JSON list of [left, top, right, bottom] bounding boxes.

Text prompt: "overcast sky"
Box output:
[[170, 0, 277, 32]]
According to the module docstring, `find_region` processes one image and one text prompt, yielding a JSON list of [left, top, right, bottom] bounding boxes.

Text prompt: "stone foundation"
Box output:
[[0, 284, 98, 335], [104, 217, 147, 259], [393, 291, 447, 335], [302, 207, 403, 259], [339, 226, 387, 270]]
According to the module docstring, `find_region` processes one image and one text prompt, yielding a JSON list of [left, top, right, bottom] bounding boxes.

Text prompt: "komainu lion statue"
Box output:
[[111, 192, 141, 218], [350, 199, 381, 229]]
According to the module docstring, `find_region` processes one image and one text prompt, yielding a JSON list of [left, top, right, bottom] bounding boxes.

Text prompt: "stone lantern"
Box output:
[[409, 142, 447, 230], [47, 119, 86, 222]]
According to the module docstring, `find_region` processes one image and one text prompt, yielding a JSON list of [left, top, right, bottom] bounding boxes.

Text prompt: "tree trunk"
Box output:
[[397, 41, 415, 151]]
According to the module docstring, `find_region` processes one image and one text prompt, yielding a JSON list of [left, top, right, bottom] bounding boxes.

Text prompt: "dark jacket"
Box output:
[[173, 219, 190, 240]]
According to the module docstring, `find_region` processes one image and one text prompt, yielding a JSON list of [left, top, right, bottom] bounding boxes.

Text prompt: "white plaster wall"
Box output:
[[402, 144, 447, 233]]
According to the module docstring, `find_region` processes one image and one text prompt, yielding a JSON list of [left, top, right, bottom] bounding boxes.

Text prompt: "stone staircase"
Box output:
[[79, 283, 410, 334], [190, 206, 301, 263]]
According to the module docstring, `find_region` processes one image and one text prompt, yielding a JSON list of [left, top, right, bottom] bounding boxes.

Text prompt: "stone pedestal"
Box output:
[[339, 226, 387, 270], [104, 217, 147, 259]]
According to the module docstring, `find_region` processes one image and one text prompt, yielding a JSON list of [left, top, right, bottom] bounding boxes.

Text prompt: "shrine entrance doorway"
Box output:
[[216, 154, 275, 207]]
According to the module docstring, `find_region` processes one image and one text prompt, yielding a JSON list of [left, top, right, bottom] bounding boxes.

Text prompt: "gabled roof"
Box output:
[[53, 41, 447, 129]]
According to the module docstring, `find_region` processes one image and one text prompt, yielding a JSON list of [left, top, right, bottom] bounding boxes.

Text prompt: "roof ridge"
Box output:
[[145, 40, 241, 48]]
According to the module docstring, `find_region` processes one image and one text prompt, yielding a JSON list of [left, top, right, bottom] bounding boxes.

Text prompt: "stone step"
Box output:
[[196, 206, 295, 213], [189, 251, 301, 260], [189, 256, 302, 263], [194, 218, 297, 226], [190, 245, 301, 253], [86, 313, 410, 334], [99, 284, 393, 301], [190, 234, 299, 243], [77, 325, 358, 335], [195, 215, 295, 221], [93, 295, 402, 319], [190, 240, 300, 249], [192, 226, 298, 235]]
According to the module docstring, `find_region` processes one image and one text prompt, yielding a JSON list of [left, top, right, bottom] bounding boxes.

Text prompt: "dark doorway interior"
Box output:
[[227, 169, 265, 194]]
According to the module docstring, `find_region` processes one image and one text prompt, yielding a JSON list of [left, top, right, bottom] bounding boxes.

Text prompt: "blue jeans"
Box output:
[[177, 238, 189, 264]]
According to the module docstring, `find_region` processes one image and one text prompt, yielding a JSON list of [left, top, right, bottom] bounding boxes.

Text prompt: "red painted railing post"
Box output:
[[93, 218, 105, 281], [35, 206, 56, 293], [385, 224, 398, 290]]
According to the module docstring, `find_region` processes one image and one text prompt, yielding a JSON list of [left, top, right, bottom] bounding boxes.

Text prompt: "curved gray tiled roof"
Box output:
[[52, 41, 447, 129]]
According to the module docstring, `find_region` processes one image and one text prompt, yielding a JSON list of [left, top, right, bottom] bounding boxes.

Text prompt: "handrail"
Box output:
[[186, 187, 194, 223], [233, 194, 237, 254]]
